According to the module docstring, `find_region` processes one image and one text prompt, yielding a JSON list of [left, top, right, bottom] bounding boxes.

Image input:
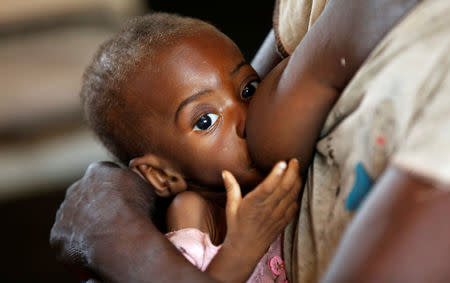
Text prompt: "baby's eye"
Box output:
[[240, 80, 259, 100], [193, 113, 219, 131]]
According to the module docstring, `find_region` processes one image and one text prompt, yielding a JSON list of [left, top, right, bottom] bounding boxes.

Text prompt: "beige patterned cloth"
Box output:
[[273, 0, 329, 57], [275, 0, 450, 282]]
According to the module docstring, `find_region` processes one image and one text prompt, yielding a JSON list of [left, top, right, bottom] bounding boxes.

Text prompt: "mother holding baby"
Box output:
[[50, 0, 450, 282]]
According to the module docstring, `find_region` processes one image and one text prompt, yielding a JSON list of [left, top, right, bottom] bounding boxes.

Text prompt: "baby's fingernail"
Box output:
[[278, 161, 287, 173], [292, 158, 298, 164], [222, 170, 229, 180]]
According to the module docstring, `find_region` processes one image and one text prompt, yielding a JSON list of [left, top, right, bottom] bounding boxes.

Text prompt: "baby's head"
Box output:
[[81, 13, 263, 197]]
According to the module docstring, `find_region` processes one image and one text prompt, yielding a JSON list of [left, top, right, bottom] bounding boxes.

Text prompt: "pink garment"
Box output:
[[166, 228, 288, 282]]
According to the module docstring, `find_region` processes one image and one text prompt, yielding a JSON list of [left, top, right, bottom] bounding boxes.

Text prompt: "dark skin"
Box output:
[[50, 0, 450, 282], [322, 166, 450, 283], [250, 29, 282, 79], [248, 0, 450, 282], [247, 0, 421, 173], [204, 161, 301, 282], [125, 26, 264, 191], [50, 162, 213, 283], [120, 27, 303, 282], [53, 25, 302, 283]]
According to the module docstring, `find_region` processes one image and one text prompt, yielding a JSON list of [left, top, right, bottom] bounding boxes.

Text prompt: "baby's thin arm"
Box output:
[[166, 191, 214, 235], [247, 0, 419, 173]]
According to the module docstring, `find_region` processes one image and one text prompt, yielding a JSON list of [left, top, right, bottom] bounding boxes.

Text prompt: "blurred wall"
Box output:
[[147, 0, 275, 61], [0, 1, 143, 282], [0, 0, 274, 282]]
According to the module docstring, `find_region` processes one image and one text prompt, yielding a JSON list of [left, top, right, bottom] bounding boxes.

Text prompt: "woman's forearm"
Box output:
[[322, 167, 450, 282], [251, 29, 283, 79], [50, 162, 214, 283], [95, 215, 214, 283]]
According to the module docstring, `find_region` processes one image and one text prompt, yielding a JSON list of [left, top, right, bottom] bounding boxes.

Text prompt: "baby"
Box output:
[[81, 13, 302, 282]]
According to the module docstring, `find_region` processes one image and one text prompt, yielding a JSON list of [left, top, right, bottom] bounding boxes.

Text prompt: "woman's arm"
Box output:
[[247, 0, 419, 173], [50, 162, 214, 283], [251, 29, 283, 79], [322, 166, 450, 282]]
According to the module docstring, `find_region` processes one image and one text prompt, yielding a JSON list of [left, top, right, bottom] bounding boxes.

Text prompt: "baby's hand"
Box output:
[[223, 158, 301, 259], [206, 159, 301, 282]]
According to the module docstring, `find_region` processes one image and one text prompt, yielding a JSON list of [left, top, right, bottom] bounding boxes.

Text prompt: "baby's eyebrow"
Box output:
[[174, 60, 248, 122], [175, 89, 212, 122], [230, 60, 248, 77]]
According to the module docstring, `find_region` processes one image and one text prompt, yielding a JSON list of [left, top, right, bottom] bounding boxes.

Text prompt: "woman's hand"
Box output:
[[50, 161, 212, 282], [206, 158, 301, 282]]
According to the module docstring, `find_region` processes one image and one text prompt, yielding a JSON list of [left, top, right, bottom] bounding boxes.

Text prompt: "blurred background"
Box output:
[[0, 0, 274, 282]]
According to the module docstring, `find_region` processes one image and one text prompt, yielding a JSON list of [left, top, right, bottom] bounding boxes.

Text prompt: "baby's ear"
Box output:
[[129, 154, 187, 197]]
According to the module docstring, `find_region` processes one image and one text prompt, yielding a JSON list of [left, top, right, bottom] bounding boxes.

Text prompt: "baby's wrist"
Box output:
[[206, 238, 260, 283], [224, 230, 270, 260]]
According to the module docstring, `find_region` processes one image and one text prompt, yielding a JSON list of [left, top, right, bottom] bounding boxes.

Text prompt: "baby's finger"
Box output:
[[223, 170, 242, 217], [288, 175, 302, 201], [283, 201, 300, 225], [285, 160, 302, 201], [281, 158, 300, 189], [270, 158, 300, 202], [273, 173, 302, 215], [251, 161, 287, 199], [269, 201, 299, 236], [276, 175, 302, 210]]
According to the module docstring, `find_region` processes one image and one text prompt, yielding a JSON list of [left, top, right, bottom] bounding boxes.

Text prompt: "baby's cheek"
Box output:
[[188, 158, 223, 187]]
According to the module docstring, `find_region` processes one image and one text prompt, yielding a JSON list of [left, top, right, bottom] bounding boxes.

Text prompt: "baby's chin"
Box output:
[[192, 165, 263, 194]]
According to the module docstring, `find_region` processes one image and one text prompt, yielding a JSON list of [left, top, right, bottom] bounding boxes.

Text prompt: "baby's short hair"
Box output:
[[81, 12, 212, 165]]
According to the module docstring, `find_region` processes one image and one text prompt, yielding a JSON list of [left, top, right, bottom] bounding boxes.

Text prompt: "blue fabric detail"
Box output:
[[345, 162, 373, 211]]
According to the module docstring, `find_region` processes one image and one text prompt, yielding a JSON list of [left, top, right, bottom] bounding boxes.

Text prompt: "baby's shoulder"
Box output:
[[169, 191, 210, 215], [166, 191, 212, 233]]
